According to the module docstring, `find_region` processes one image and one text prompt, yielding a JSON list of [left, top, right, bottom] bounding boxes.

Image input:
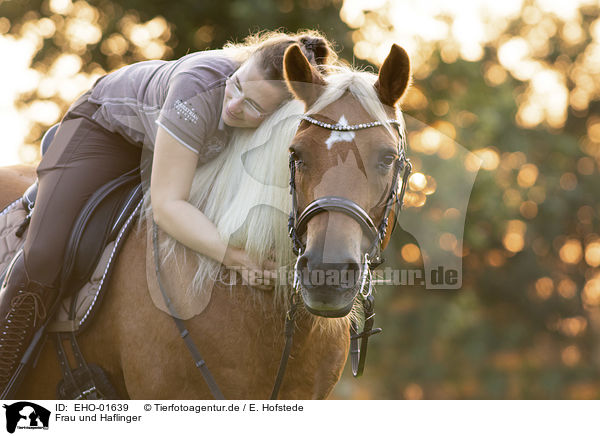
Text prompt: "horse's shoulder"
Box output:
[[0, 164, 36, 182]]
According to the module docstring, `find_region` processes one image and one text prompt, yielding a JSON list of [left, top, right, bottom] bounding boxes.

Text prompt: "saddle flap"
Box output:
[[145, 223, 215, 320], [62, 168, 141, 294]]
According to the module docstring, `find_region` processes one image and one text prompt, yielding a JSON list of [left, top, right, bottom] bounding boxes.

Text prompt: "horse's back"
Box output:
[[0, 165, 36, 210]]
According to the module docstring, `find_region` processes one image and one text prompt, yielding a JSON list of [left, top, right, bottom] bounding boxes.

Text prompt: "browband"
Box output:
[[301, 115, 405, 133]]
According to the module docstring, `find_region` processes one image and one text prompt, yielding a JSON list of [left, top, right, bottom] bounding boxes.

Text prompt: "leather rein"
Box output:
[[153, 114, 411, 399]]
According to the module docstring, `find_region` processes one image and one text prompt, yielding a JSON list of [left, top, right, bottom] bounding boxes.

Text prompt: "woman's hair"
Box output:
[[222, 29, 338, 79]]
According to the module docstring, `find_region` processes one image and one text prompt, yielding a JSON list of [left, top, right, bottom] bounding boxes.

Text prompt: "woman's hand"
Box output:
[[224, 247, 277, 291]]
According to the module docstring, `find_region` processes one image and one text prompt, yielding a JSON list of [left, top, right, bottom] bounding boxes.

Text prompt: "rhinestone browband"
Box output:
[[301, 115, 403, 131]]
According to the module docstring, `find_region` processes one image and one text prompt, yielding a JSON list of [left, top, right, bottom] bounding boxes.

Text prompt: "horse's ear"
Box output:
[[374, 44, 411, 107], [284, 44, 326, 108]]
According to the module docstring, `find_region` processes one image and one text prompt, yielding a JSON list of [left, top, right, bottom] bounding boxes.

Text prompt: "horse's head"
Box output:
[[283, 44, 411, 318]]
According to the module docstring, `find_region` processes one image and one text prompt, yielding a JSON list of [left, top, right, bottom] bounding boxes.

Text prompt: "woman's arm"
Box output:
[[151, 126, 276, 289]]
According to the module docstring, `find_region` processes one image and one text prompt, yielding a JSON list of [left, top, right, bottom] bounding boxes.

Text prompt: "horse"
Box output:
[[0, 43, 410, 399]]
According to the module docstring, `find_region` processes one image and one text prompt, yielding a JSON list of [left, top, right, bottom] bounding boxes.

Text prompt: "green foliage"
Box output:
[[335, 6, 600, 399], [0, 0, 351, 144]]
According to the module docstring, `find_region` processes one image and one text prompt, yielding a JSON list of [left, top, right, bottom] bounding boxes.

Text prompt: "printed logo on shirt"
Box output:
[[174, 99, 199, 125]]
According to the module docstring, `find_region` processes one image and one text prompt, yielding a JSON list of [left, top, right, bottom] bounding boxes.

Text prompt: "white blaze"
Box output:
[[324, 115, 355, 150]]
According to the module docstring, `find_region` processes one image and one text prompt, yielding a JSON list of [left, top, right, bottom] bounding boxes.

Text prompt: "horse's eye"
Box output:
[[290, 149, 305, 170], [378, 154, 396, 170]]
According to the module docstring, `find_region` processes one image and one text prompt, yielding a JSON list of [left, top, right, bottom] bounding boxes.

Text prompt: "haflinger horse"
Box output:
[[0, 43, 410, 399]]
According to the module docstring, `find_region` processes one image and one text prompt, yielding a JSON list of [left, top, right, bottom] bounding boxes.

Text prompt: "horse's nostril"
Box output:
[[296, 251, 362, 290], [339, 260, 361, 289]]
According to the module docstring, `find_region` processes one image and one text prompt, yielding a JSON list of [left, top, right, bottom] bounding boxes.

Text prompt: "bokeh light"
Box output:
[[559, 239, 583, 264], [535, 277, 554, 300], [401, 243, 421, 263], [557, 278, 577, 299], [582, 273, 600, 307], [584, 241, 600, 267], [503, 220, 526, 253]]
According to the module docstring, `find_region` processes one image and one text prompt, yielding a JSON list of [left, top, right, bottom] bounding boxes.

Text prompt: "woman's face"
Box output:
[[221, 58, 288, 128]]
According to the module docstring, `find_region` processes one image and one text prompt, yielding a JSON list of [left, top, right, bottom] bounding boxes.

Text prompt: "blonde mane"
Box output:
[[144, 65, 403, 304], [143, 99, 303, 301]]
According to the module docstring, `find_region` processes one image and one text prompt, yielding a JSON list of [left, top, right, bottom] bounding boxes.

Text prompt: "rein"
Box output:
[[153, 223, 296, 400], [152, 224, 225, 400], [153, 114, 411, 399]]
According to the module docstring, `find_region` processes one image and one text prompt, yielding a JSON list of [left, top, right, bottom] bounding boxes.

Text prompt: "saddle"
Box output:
[[0, 124, 144, 398]]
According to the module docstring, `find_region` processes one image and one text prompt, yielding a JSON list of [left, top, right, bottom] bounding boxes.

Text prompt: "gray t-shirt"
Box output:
[[87, 50, 238, 163]]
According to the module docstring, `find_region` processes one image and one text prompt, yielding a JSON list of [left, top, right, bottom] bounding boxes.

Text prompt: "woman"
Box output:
[[0, 30, 336, 394]]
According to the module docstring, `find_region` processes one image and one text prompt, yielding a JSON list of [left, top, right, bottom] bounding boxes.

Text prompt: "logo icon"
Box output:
[[3, 402, 50, 433]]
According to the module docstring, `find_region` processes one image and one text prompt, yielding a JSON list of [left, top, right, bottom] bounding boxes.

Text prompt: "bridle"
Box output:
[[283, 114, 412, 380], [153, 113, 411, 400]]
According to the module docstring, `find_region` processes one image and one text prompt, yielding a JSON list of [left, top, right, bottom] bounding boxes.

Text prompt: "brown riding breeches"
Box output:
[[23, 95, 142, 288]]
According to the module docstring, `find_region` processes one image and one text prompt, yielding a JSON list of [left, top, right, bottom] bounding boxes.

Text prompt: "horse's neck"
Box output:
[[222, 284, 347, 342], [0, 166, 36, 210]]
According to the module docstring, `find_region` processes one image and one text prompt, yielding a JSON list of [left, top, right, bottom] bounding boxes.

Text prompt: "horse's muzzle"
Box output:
[[296, 255, 361, 318]]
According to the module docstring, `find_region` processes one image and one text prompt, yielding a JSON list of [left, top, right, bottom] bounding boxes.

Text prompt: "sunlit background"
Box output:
[[1, 0, 599, 399]]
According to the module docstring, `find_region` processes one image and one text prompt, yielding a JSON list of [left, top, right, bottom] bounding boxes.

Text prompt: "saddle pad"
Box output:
[[0, 199, 28, 281]]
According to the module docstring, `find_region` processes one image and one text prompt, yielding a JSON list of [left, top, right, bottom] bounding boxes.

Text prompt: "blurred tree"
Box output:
[[0, 0, 351, 157], [332, 1, 600, 399]]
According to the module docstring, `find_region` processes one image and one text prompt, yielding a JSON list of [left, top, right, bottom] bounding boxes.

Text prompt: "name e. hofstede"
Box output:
[[153, 403, 303, 412]]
